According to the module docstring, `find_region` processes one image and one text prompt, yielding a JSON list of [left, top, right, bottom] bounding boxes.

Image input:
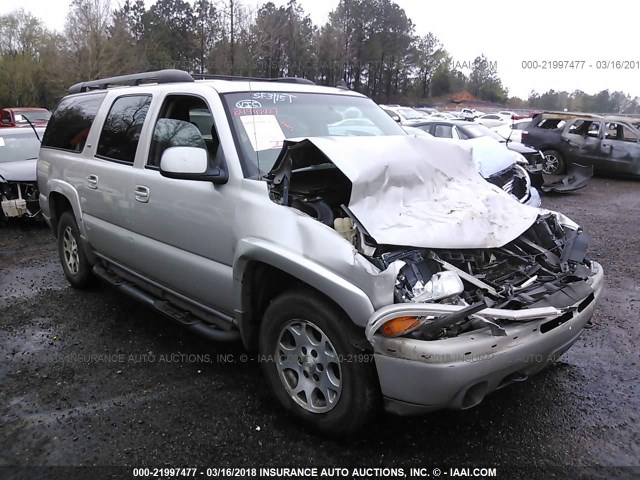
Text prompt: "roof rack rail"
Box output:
[[191, 73, 315, 85], [68, 69, 194, 94]]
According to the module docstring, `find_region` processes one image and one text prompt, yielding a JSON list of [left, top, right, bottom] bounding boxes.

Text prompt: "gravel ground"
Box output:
[[1, 177, 638, 478]]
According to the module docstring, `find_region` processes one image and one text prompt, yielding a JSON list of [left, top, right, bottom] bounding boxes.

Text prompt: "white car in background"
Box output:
[[458, 108, 484, 120], [476, 113, 511, 128], [381, 105, 431, 126], [492, 119, 532, 143], [427, 112, 459, 120]]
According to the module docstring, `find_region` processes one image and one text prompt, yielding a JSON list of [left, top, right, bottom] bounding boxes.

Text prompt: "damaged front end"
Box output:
[[267, 135, 604, 414], [367, 212, 600, 342], [365, 217, 603, 414], [0, 179, 40, 220]]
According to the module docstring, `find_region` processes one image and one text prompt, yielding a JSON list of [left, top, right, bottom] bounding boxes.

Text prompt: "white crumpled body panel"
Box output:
[[289, 135, 541, 249], [464, 136, 518, 177]]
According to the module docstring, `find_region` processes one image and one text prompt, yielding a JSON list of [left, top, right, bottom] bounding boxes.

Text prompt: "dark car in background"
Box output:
[[522, 112, 640, 178], [0, 127, 44, 222], [0, 107, 51, 128]]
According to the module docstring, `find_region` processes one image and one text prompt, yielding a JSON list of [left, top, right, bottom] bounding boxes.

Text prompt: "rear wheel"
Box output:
[[57, 211, 95, 289], [542, 149, 566, 174], [259, 289, 379, 435]]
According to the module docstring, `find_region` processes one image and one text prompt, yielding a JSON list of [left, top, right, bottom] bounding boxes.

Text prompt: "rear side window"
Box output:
[[97, 95, 152, 164], [434, 124, 453, 138], [42, 93, 107, 152]]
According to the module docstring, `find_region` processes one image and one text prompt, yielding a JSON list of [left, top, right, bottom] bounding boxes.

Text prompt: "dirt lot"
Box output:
[[1, 177, 639, 478]]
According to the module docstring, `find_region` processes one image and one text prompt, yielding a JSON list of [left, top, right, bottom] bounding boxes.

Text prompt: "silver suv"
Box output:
[[38, 70, 604, 434]]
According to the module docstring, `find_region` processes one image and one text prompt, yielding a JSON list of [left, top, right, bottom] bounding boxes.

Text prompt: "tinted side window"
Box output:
[[434, 124, 453, 138], [147, 95, 214, 168], [42, 93, 107, 152], [97, 95, 152, 164]]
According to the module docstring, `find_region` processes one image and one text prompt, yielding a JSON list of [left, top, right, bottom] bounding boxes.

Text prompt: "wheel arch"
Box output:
[[47, 181, 84, 238], [233, 238, 375, 351]]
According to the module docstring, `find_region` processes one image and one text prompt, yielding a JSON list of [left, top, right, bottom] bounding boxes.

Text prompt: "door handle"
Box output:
[[134, 185, 150, 203], [86, 174, 98, 189]]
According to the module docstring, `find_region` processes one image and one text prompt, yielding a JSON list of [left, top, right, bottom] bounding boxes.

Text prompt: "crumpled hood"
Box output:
[[458, 136, 517, 177], [269, 135, 542, 249], [0, 159, 37, 182]]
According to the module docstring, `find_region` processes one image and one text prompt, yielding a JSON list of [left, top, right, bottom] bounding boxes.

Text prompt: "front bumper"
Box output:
[[366, 261, 604, 415]]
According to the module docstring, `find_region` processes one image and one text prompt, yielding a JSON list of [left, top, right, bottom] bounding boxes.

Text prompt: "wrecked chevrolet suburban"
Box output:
[[38, 70, 604, 435]]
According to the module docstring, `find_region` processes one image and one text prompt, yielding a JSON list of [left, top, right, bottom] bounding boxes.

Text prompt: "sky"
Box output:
[[1, 0, 638, 99]]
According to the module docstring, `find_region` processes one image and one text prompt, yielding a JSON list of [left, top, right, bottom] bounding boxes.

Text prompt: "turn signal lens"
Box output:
[[381, 316, 422, 337]]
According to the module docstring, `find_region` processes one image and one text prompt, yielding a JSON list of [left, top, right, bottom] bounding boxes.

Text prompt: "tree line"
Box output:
[[1, 0, 639, 114]]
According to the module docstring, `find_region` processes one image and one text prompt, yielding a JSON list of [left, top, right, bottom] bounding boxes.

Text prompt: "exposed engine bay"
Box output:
[[375, 213, 594, 339]]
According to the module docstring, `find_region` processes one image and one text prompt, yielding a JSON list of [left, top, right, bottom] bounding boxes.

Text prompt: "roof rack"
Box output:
[[190, 73, 315, 85], [68, 70, 317, 94], [68, 69, 194, 94]]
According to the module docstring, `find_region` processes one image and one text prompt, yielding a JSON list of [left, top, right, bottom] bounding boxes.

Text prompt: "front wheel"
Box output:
[[57, 211, 96, 289], [542, 149, 566, 174], [259, 289, 380, 435]]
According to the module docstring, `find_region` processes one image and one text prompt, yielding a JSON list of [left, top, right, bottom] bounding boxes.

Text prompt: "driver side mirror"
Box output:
[[160, 146, 228, 184], [392, 114, 401, 123]]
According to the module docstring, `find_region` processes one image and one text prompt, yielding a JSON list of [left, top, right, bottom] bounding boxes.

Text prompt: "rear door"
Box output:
[[80, 94, 153, 264], [599, 122, 640, 174]]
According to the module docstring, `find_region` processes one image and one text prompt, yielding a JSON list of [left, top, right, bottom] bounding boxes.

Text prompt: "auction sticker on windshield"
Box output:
[[240, 114, 286, 151]]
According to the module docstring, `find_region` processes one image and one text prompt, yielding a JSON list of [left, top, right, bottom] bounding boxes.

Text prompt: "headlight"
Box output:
[[411, 271, 464, 303]]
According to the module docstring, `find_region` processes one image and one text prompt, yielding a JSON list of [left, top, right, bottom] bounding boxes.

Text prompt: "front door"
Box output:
[[127, 94, 235, 314]]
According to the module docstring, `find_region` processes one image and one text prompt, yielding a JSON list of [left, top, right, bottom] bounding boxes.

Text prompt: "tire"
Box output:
[[57, 211, 95, 289], [542, 149, 566, 174], [259, 289, 380, 435]]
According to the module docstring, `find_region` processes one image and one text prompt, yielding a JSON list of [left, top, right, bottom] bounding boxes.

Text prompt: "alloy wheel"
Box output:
[[275, 319, 342, 413]]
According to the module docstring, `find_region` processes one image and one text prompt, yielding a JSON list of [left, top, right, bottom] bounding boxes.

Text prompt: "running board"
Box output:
[[93, 264, 240, 342]]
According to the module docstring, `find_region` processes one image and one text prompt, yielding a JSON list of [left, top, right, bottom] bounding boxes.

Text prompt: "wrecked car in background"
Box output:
[[522, 111, 640, 178], [0, 127, 44, 222], [416, 118, 592, 193], [39, 70, 604, 435]]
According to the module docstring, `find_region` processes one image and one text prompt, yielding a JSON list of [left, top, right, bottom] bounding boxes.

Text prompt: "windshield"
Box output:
[[0, 132, 41, 163], [223, 92, 406, 176], [459, 123, 505, 142], [397, 108, 424, 120], [15, 110, 51, 123]]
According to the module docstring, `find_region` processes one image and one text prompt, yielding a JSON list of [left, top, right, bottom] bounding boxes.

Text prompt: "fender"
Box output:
[[45, 179, 87, 237], [233, 237, 375, 329]]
